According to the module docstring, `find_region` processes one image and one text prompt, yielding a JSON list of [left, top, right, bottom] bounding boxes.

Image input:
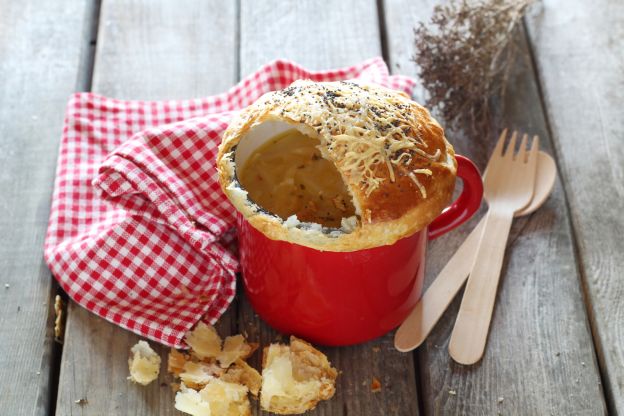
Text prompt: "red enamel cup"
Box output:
[[237, 155, 483, 346]]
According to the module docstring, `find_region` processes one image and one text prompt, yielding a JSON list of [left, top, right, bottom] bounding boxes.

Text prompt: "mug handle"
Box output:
[[427, 155, 483, 240]]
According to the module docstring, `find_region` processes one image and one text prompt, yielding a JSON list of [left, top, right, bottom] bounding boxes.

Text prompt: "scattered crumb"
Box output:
[[448, 390, 457, 396], [54, 295, 64, 342], [128, 340, 161, 386], [166, 324, 340, 416], [221, 359, 262, 396], [260, 336, 337, 414], [36, 371, 41, 375], [75, 398, 88, 405], [371, 377, 382, 393], [175, 381, 250, 416], [180, 361, 224, 390], [497, 397, 504, 404], [168, 349, 190, 376], [372, 347, 380, 353], [555, 352, 560, 357], [185, 322, 222, 360], [581, 361, 586, 367], [4, 283, 9, 289], [217, 335, 258, 368]]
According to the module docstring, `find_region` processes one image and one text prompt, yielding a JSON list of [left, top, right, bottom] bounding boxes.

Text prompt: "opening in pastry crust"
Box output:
[[233, 120, 360, 234]]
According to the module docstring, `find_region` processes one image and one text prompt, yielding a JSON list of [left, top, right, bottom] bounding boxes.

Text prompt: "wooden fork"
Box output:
[[448, 130, 539, 365]]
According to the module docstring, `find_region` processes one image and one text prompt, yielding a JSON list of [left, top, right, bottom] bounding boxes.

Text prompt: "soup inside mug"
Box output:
[[235, 122, 357, 230]]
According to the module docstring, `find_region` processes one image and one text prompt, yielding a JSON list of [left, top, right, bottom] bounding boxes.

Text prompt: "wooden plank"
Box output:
[[0, 0, 94, 414], [525, 1, 624, 413], [55, 1, 237, 415], [383, 0, 608, 414], [239, 1, 420, 415]]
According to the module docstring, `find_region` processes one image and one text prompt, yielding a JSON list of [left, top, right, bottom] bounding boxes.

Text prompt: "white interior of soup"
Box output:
[[233, 120, 360, 232]]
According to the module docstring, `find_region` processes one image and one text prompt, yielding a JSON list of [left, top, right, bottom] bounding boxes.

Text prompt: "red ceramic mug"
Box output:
[[237, 155, 483, 346]]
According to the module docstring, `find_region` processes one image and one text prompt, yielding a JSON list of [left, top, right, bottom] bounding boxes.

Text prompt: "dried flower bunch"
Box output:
[[413, 0, 535, 137]]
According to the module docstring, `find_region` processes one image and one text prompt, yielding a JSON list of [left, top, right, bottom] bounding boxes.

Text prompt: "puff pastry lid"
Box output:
[[217, 80, 457, 252]]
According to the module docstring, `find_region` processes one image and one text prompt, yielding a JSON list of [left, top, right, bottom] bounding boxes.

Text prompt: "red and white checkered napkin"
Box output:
[[43, 57, 417, 347]]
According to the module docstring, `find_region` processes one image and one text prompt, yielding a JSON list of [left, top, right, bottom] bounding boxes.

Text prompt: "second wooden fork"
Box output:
[[449, 130, 539, 365]]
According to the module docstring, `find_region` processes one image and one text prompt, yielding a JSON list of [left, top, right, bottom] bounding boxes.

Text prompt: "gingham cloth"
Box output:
[[43, 57, 417, 348]]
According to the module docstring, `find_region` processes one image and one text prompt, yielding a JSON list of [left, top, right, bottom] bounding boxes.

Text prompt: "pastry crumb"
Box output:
[[185, 322, 222, 360], [168, 349, 190, 376], [180, 361, 224, 390], [175, 381, 250, 416], [167, 324, 339, 415], [448, 390, 457, 396], [497, 396, 504, 403], [221, 359, 262, 396], [128, 340, 161, 386], [217, 335, 258, 368], [75, 398, 88, 405], [371, 377, 382, 393], [371, 346, 380, 353], [260, 336, 337, 414], [54, 295, 64, 342]]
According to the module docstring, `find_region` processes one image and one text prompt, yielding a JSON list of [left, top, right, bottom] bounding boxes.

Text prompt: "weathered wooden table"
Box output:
[[2, 0, 622, 414]]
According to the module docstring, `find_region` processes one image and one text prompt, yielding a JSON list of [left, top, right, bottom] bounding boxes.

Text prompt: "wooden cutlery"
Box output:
[[394, 151, 555, 352], [395, 130, 550, 365]]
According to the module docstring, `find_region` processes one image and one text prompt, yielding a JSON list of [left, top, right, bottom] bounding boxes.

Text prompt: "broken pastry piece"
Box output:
[[221, 358, 263, 396], [185, 322, 222, 360], [180, 361, 225, 390], [260, 336, 337, 414], [128, 340, 161, 386], [217, 334, 259, 368], [168, 349, 190, 376], [175, 380, 251, 416]]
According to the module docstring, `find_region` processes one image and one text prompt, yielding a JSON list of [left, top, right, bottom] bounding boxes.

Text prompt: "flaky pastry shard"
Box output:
[[260, 336, 337, 414], [221, 358, 263, 397], [128, 340, 161, 386], [180, 361, 226, 390], [217, 334, 259, 368], [175, 381, 251, 416], [185, 322, 222, 360]]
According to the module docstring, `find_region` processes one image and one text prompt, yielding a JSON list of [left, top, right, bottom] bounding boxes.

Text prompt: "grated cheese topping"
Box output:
[[263, 80, 443, 196]]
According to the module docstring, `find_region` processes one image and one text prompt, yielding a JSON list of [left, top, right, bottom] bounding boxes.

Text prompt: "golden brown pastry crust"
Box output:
[[217, 80, 456, 251]]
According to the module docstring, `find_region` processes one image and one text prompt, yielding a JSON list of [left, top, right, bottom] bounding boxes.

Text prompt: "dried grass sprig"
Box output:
[[413, 0, 535, 138]]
